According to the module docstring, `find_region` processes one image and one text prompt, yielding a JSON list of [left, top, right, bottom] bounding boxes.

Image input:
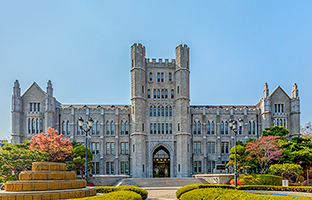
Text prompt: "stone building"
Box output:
[[11, 43, 300, 178]]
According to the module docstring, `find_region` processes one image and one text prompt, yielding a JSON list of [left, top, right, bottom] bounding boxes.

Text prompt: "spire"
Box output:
[[292, 82, 299, 99], [263, 82, 269, 99], [13, 80, 21, 97], [47, 80, 53, 97]]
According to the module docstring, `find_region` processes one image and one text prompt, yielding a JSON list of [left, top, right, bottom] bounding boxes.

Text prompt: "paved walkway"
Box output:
[[144, 187, 179, 200]]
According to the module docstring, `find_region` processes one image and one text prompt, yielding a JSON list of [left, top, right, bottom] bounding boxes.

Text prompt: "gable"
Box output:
[[269, 86, 290, 102], [22, 82, 47, 100]]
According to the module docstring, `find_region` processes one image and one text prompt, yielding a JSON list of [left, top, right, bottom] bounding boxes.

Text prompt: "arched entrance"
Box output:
[[153, 146, 170, 178]]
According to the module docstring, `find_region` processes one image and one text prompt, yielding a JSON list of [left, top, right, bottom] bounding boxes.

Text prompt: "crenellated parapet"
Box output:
[[145, 58, 176, 68]]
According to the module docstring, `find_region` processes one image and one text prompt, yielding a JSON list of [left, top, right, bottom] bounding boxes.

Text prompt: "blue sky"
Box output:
[[0, 1, 311, 139]]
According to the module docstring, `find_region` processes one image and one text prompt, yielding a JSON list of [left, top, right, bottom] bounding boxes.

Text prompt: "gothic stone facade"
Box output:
[[11, 43, 300, 178]]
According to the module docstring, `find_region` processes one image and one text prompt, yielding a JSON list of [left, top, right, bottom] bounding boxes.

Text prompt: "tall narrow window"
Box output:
[[125, 122, 129, 134], [111, 143, 115, 155], [221, 122, 224, 135], [154, 107, 156, 117], [154, 90, 156, 98], [158, 107, 160, 117], [67, 121, 70, 135], [147, 89, 150, 98], [248, 122, 251, 135], [121, 122, 124, 135], [154, 123, 157, 134], [161, 73, 164, 82], [225, 122, 228, 135], [211, 142, 215, 153], [211, 122, 214, 135], [161, 106, 164, 117], [165, 107, 168, 117], [169, 107, 172, 116], [111, 122, 114, 135], [149, 72, 153, 81], [166, 123, 169, 134], [169, 73, 172, 81], [178, 123, 180, 131], [171, 90, 174, 98], [150, 123, 153, 134], [157, 90, 160, 99], [158, 123, 160, 134], [165, 90, 168, 98], [157, 73, 160, 82], [77, 122, 81, 135], [150, 106, 153, 117], [177, 86, 180, 94], [38, 103, 40, 112], [33, 103, 36, 112], [28, 118, 31, 133], [106, 142, 111, 155], [142, 86, 144, 93], [161, 90, 164, 98], [193, 122, 196, 134], [125, 143, 129, 154], [106, 122, 110, 135], [207, 121, 210, 134], [142, 123, 144, 132], [169, 123, 172, 134], [30, 103, 33, 112], [32, 119, 35, 133], [197, 122, 201, 135], [162, 123, 164, 134], [96, 121, 100, 135], [238, 125, 242, 134], [36, 119, 39, 134], [252, 121, 256, 135], [39, 119, 43, 133]]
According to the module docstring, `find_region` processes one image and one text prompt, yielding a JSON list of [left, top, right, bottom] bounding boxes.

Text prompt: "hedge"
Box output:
[[238, 174, 283, 186], [180, 188, 312, 200], [176, 184, 312, 199], [95, 185, 148, 199], [176, 184, 235, 199], [67, 191, 141, 200]]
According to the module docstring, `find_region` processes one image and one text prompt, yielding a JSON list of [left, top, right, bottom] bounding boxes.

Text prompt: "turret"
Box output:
[[260, 82, 271, 131], [45, 80, 56, 129], [174, 44, 191, 177], [290, 83, 300, 135], [263, 82, 269, 99], [12, 80, 22, 143], [130, 43, 147, 177]]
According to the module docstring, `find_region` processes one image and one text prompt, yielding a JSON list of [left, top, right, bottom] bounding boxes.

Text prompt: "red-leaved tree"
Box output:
[[245, 136, 282, 174], [30, 127, 73, 162]]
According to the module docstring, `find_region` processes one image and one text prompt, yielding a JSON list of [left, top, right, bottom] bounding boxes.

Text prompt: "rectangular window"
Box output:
[[147, 89, 150, 98], [221, 142, 229, 154], [96, 142, 99, 154], [158, 123, 160, 134], [142, 86, 144, 93], [111, 142, 115, 155], [171, 90, 174, 98], [169, 123, 172, 134], [106, 142, 110, 155], [154, 90, 156, 98], [125, 142, 129, 154], [149, 72, 153, 81], [96, 162, 99, 174], [161, 90, 164, 98], [34, 103, 36, 112], [208, 161, 216, 173], [121, 143, 125, 154], [161, 73, 164, 82], [169, 73, 172, 81], [157, 73, 160, 82], [157, 90, 160, 98], [38, 103, 40, 112], [165, 90, 168, 98], [194, 161, 197, 173], [30, 103, 33, 112], [150, 123, 153, 134], [194, 142, 201, 154], [154, 123, 157, 134], [207, 142, 215, 154], [166, 123, 168, 134], [162, 123, 164, 134]]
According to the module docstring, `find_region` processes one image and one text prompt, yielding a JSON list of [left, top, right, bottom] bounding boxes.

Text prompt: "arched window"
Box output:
[[169, 107, 172, 117], [121, 122, 124, 135], [77, 121, 81, 135], [36, 119, 39, 134], [193, 122, 196, 134], [62, 121, 65, 135], [207, 121, 210, 134], [248, 122, 251, 135], [197, 122, 201, 135], [150, 106, 153, 117], [67, 121, 70, 135], [220, 122, 224, 135], [125, 121, 129, 134], [28, 118, 31, 134], [211, 122, 214, 135], [111, 121, 114, 135], [225, 122, 228, 135], [161, 106, 164, 117], [153, 107, 156, 117], [39, 119, 43, 133], [252, 121, 256, 134], [158, 107, 160, 117], [32, 118, 35, 134], [106, 121, 110, 135], [165, 107, 168, 117]]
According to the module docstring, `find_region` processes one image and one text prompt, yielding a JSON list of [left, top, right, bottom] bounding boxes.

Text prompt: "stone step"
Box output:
[[19, 171, 77, 181], [0, 187, 96, 199], [32, 162, 67, 171], [5, 180, 86, 191], [118, 178, 203, 187]]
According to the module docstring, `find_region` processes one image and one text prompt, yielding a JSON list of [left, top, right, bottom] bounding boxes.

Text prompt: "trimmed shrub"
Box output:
[[67, 190, 141, 200], [180, 188, 312, 200], [237, 185, 312, 193], [239, 174, 283, 186], [95, 185, 148, 199], [176, 184, 235, 199]]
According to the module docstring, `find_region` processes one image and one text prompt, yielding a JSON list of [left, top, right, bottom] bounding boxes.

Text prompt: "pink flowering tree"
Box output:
[[30, 127, 73, 162], [245, 136, 282, 174]]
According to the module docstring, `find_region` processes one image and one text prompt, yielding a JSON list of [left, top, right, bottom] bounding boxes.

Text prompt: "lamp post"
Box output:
[[78, 117, 94, 185], [229, 118, 243, 187]]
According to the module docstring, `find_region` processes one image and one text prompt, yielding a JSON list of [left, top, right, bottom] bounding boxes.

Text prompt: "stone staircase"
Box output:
[[116, 177, 205, 187]]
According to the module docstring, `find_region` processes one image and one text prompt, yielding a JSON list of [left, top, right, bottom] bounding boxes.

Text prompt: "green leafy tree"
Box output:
[[262, 126, 289, 137], [69, 144, 93, 179], [0, 141, 48, 180], [269, 163, 303, 183], [227, 145, 249, 175]]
